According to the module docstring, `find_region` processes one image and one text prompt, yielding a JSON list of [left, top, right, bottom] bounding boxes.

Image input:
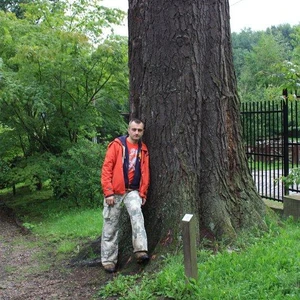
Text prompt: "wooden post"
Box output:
[[182, 214, 198, 281]]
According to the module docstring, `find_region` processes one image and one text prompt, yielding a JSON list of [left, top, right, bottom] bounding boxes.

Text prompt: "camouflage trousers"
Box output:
[[101, 190, 148, 266]]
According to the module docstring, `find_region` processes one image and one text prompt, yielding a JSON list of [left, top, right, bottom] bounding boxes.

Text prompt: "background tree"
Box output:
[[238, 33, 287, 102], [124, 0, 268, 257], [0, 0, 31, 18], [231, 24, 299, 102], [231, 28, 262, 79], [0, 0, 128, 204]]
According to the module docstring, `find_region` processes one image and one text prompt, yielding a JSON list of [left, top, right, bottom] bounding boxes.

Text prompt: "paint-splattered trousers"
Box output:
[[101, 190, 148, 266]]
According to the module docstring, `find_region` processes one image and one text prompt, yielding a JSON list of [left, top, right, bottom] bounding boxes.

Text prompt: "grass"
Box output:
[[98, 217, 300, 299], [1, 185, 103, 255], [31, 209, 102, 240], [2, 185, 300, 299], [247, 159, 284, 171], [31, 208, 103, 255]]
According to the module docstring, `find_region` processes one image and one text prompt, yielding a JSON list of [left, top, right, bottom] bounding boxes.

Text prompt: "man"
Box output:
[[100, 118, 150, 273]]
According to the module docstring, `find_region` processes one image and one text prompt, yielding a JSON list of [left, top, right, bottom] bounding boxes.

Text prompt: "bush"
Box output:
[[0, 159, 10, 189], [280, 167, 300, 187], [49, 140, 106, 208], [1, 154, 50, 193]]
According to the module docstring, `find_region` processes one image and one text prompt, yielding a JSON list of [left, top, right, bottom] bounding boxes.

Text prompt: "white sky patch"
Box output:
[[101, 0, 300, 35]]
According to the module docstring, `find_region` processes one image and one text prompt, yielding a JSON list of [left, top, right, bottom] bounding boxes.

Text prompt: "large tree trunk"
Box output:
[[127, 0, 266, 256]]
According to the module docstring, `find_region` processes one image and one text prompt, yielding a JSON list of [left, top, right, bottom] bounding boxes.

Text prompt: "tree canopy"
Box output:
[[0, 0, 129, 204], [232, 25, 300, 101]]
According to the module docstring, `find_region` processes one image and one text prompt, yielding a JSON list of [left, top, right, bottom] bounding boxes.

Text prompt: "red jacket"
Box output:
[[101, 137, 150, 199]]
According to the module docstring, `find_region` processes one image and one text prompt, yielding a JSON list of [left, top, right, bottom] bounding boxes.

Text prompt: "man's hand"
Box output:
[[142, 198, 146, 206], [105, 196, 115, 206]]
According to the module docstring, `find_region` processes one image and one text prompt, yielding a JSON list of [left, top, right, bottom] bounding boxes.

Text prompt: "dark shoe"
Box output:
[[135, 251, 149, 263], [103, 263, 116, 273]]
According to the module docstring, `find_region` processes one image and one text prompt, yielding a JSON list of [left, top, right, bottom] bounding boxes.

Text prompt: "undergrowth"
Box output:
[[0, 185, 102, 255], [98, 216, 300, 299], [1, 186, 300, 299]]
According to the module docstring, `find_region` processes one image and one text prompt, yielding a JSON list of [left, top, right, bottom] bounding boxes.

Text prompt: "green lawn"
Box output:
[[0, 186, 102, 255], [1, 186, 300, 299], [98, 216, 300, 299]]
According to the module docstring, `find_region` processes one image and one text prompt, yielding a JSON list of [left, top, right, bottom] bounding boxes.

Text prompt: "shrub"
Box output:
[[48, 140, 106, 208]]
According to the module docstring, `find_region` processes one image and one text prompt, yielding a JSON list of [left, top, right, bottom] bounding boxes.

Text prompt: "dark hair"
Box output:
[[129, 118, 144, 126]]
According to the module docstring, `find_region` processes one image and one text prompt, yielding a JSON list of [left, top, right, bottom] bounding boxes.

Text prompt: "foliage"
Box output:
[[238, 33, 286, 101], [0, 139, 107, 207], [232, 25, 300, 103], [98, 217, 300, 299], [231, 28, 263, 79], [0, 159, 10, 189], [0, 0, 128, 204], [48, 140, 106, 207], [0, 6, 128, 155], [7, 154, 50, 191], [1, 139, 106, 207], [280, 167, 300, 187], [0, 0, 31, 18]]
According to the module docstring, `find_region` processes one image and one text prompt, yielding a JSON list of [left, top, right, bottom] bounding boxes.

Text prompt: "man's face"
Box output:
[[127, 121, 144, 143]]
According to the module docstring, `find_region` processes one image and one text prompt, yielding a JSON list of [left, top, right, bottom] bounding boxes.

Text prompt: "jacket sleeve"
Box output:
[[139, 145, 150, 199], [101, 142, 117, 198]]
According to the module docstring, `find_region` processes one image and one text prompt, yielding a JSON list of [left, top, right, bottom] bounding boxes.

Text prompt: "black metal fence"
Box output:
[[241, 94, 300, 202]]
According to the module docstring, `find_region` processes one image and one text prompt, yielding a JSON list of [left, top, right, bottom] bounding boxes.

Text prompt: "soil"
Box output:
[[0, 204, 112, 300]]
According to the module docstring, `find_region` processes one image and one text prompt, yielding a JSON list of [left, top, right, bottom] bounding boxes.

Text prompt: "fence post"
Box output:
[[283, 89, 289, 195], [182, 214, 198, 281]]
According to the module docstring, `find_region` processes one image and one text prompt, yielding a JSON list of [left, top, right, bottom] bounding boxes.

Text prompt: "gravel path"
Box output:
[[0, 204, 108, 300]]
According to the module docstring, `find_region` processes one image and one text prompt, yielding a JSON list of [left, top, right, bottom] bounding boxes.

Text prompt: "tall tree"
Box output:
[[231, 28, 263, 79], [0, 0, 128, 153], [0, 0, 128, 199], [126, 0, 267, 255]]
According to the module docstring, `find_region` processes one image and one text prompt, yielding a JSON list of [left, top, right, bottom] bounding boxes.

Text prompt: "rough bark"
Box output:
[[126, 0, 266, 257]]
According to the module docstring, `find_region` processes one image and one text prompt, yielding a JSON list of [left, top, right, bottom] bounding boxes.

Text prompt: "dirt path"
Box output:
[[0, 204, 109, 300]]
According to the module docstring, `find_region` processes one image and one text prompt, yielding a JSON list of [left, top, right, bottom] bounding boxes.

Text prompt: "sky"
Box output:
[[101, 0, 300, 35]]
